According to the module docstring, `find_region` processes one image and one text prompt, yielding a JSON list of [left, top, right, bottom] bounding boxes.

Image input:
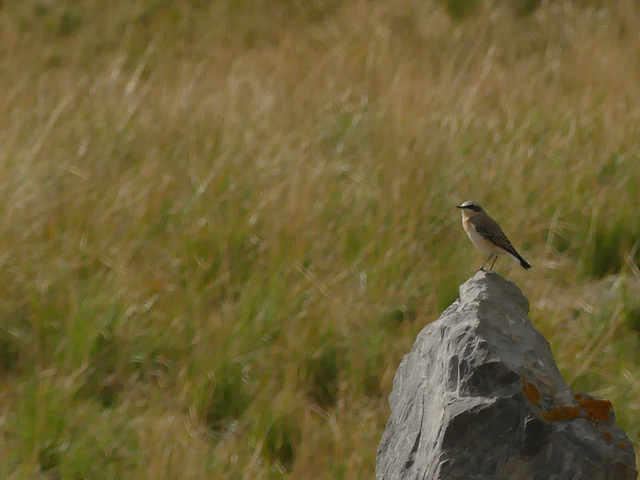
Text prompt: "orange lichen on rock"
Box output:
[[579, 397, 612, 423], [541, 406, 580, 422], [619, 443, 628, 449], [521, 377, 540, 406], [540, 395, 615, 426], [603, 432, 613, 440]]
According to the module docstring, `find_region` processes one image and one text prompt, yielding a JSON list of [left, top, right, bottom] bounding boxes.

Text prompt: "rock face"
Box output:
[[376, 271, 637, 480]]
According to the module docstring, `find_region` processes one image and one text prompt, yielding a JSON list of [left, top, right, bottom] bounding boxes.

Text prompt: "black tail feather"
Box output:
[[504, 245, 531, 270]]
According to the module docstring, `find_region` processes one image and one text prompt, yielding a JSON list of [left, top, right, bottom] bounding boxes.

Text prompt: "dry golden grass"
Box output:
[[1, 0, 640, 478]]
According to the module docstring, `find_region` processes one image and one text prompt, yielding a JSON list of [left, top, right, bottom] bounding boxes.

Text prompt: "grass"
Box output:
[[1, 0, 640, 477]]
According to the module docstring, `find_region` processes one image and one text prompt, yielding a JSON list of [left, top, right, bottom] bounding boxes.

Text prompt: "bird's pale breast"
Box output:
[[462, 217, 503, 256]]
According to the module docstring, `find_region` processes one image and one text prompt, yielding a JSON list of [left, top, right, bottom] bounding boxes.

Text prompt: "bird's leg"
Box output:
[[489, 256, 498, 271], [478, 255, 493, 271]]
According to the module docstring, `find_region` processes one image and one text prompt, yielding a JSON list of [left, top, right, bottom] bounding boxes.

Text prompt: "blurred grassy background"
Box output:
[[1, 0, 640, 478]]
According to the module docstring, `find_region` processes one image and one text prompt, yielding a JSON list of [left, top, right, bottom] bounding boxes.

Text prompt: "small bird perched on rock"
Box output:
[[457, 201, 531, 271]]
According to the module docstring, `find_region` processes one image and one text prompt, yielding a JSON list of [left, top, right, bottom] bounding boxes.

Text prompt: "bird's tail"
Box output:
[[505, 246, 532, 270], [519, 257, 532, 270]]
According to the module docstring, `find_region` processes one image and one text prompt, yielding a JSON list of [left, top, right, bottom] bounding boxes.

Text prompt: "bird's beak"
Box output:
[[456, 205, 464, 209]]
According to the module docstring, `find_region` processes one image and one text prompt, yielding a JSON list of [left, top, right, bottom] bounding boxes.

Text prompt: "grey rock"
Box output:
[[376, 271, 637, 480]]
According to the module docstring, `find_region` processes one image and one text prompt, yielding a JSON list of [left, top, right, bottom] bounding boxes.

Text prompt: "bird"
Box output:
[[456, 201, 531, 271]]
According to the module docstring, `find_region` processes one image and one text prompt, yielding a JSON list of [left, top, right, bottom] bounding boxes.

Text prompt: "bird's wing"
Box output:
[[470, 214, 515, 252]]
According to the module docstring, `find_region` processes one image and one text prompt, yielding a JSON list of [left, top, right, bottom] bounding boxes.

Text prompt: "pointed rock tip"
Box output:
[[458, 270, 529, 315]]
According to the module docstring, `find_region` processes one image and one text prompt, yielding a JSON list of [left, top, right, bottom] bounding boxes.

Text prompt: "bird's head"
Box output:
[[456, 201, 484, 218]]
